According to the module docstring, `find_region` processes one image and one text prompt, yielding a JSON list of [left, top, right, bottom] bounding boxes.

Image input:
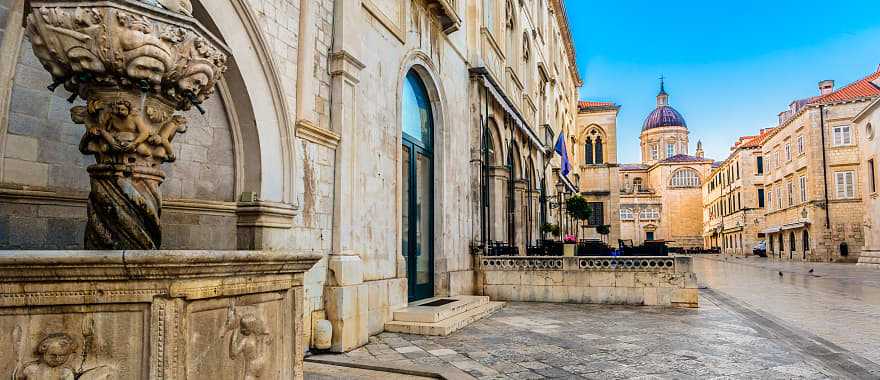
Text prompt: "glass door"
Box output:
[[401, 70, 434, 302]]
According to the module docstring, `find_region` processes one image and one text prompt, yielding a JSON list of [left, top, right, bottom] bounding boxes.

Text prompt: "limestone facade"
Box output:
[[760, 74, 879, 262], [853, 97, 880, 267], [0, 0, 583, 355], [572, 101, 621, 246], [702, 129, 773, 256], [618, 85, 713, 248]]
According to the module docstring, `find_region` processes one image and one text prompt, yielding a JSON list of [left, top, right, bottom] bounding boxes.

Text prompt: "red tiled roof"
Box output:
[[578, 101, 618, 110], [813, 69, 880, 105], [739, 128, 777, 149]]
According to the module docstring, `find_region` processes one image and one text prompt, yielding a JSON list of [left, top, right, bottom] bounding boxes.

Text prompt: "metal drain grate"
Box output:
[[420, 299, 457, 307]]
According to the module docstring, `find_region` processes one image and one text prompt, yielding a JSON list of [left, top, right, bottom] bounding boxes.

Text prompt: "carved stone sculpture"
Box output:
[[24, 0, 227, 248]]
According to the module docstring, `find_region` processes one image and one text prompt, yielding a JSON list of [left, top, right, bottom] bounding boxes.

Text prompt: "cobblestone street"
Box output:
[[692, 255, 880, 368], [323, 256, 880, 379]]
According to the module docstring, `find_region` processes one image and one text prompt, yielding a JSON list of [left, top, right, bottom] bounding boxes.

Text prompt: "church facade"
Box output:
[[617, 84, 714, 248]]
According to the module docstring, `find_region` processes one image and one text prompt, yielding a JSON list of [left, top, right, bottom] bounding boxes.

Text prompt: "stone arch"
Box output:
[[485, 117, 504, 166], [193, 0, 294, 203], [669, 167, 702, 188]]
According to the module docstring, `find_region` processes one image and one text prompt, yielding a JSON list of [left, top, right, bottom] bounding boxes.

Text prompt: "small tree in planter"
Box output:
[[596, 224, 611, 244], [541, 223, 561, 239], [564, 196, 592, 241]]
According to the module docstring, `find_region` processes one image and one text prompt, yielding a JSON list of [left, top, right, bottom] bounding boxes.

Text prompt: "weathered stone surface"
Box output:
[[0, 249, 320, 379]]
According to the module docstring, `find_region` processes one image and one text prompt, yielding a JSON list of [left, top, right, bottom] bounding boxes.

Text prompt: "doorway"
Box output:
[[401, 70, 434, 302]]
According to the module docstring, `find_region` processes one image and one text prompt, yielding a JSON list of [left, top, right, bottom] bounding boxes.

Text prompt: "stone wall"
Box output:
[[0, 42, 237, 250], [476, 255, 699, 308]]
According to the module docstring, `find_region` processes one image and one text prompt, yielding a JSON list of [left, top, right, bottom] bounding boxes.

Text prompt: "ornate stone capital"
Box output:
[[24, 0, 228, 249]]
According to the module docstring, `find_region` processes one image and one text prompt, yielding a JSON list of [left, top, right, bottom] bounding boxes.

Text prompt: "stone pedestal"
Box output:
[[0, 250, 320, 379], [324, 255, 369, 352]]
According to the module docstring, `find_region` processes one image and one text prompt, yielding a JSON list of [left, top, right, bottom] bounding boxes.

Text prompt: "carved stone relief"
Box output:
[[23, 1, 227, 248]]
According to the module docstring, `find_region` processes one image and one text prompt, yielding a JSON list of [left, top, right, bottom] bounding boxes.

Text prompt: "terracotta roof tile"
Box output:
[[813, 69, 880, 104], [739, 128, 777, 149], [578, 101, 618, 110]]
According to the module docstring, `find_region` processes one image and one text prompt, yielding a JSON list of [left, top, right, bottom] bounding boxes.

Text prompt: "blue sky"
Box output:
[[564, 0, 880, 163]]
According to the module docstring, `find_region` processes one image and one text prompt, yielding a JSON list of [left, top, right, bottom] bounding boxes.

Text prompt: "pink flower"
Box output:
[[563, 235, 577, 243]]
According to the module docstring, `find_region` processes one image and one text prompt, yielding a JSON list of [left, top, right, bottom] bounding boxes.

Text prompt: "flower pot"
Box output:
[[564, 243, 577, 257]]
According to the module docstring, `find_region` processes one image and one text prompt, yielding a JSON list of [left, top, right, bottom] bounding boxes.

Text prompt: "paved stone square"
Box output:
[[342, 299, 841, 379]]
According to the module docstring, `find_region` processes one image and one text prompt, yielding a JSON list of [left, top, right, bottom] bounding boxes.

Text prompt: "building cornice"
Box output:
[[549, 0, 582, 86]]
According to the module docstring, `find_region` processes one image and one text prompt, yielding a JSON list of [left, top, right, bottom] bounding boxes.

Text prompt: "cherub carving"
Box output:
[[14, 333, 77, 380], [73, 105, 117, 156], [149, 115, 187, 162], [99, 100, 153, 157], [225, 307, 271, 380]]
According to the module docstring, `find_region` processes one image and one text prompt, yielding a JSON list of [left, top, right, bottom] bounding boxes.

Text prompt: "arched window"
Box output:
[[584, 138, 594, 165], [402, 71, 432, 145], [670, 168, 701, 188], [620, 208, 634, 220], [595, 137, 604, 164], [640, 207, 660, 220], [802, 230, 810, 252]]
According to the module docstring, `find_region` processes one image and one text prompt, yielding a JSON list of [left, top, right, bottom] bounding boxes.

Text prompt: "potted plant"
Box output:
[[563, 234, 577, 256], [565, 196, 592, 241], [541, 223, 561, 238], [596, 224, 611, 244]]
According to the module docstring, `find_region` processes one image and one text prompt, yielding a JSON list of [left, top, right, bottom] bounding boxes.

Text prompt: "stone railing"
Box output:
[[0, 250, 320, 379], [475, 255, 698, 308]]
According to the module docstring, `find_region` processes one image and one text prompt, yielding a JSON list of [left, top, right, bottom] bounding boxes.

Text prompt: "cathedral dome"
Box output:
[[643, 106, 687, 131], [642, 79, 687, 131]]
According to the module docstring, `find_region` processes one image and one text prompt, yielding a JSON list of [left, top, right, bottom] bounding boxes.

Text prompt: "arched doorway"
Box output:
[[802, 230, 810, 260], [401, 70, 434, 301], [789, 231, 796, 260]]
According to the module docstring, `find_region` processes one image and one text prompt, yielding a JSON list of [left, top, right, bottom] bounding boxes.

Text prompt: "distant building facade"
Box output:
[[853, 95, 880, 267], [572, 101, 621, 246], [702, 129, 774, 255], [618, 83, 713, 248], [760, 71, 880, 262]]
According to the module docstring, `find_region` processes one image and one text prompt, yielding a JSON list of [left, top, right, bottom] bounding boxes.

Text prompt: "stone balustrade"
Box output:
[[476, 255, 699, 308], [0, 250, 320, 379]]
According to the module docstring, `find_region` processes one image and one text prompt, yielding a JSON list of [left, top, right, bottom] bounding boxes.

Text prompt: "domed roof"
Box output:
[[643, 106, 687, 131], [642, 79, 687, 131]]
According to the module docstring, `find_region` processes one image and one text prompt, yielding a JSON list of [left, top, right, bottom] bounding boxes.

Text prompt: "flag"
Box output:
[[554, 132, 571, 176]]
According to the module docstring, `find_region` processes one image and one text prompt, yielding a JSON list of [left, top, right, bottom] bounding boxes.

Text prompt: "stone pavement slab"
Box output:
[[343, 300, 842, 379]]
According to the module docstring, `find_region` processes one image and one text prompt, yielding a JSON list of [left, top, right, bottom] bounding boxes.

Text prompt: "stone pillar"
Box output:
[[324, 0, 369, 353], [23, 0, 227, 249], [488, 165, 509, 245], [514, 180, 528, 255]]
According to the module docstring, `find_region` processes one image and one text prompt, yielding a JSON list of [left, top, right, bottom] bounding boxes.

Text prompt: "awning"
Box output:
[[560, 172, 577, 193], [471, 68, 547, 154], [781, 222, 808, 231], [722, 226, 744, 234], [762, 227, 781, 234]]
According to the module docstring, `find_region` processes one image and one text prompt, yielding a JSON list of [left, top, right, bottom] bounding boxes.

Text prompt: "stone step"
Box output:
[[393, 295, 490, 323], [384, 301, 505, 336]]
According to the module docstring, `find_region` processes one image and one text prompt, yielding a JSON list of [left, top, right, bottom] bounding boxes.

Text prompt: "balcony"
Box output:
[[427, 0, 461, 34]]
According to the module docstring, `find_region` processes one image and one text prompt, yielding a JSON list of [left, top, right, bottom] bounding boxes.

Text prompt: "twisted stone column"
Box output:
[[24, 0, 227, 248]]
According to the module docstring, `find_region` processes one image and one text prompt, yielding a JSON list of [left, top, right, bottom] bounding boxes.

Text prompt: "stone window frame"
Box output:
[[639, 207, 660, 220], [785, 143, 792, 162], [619, 208, 634, 221], [669, 168, 701, 188], [797, 135, 805, 154], [832, 125, 853, 147], [799, 175, 808, 202], [650, 145, 659, 160], [666, 142, 675, 158], [834, 170, 856, 199], [787, 180, 794, 206]]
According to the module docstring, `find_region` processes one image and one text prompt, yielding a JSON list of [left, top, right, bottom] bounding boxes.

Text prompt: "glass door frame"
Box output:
[[402, 133, 434, 302]]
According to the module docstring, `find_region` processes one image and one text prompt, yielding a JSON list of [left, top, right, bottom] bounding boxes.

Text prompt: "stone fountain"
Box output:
[[25, 0, 226, 249], [0, 1, 320, 378]]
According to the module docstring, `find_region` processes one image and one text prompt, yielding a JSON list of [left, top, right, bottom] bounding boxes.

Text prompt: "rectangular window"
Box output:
[[667, 143, 675, 158], [587, 202, 604, 226], [832, 126, 852, 146], [651, 145, 659, 160], [797, 135, 805, 154], [869, 159, 876, 194], [767, 188, 773, 210], [799, 176, 807, 202], [835, 171, 856, 199], [775, 151, 781, 168], [776, 187, 782, 209], [785, 144, 792, 161], [787, 180, 794, 206], [758, 188, 765, 208], [757, 156, 764, 175]]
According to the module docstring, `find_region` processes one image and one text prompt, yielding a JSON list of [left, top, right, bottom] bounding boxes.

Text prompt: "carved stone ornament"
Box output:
[[24, 0, 228, 249]]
